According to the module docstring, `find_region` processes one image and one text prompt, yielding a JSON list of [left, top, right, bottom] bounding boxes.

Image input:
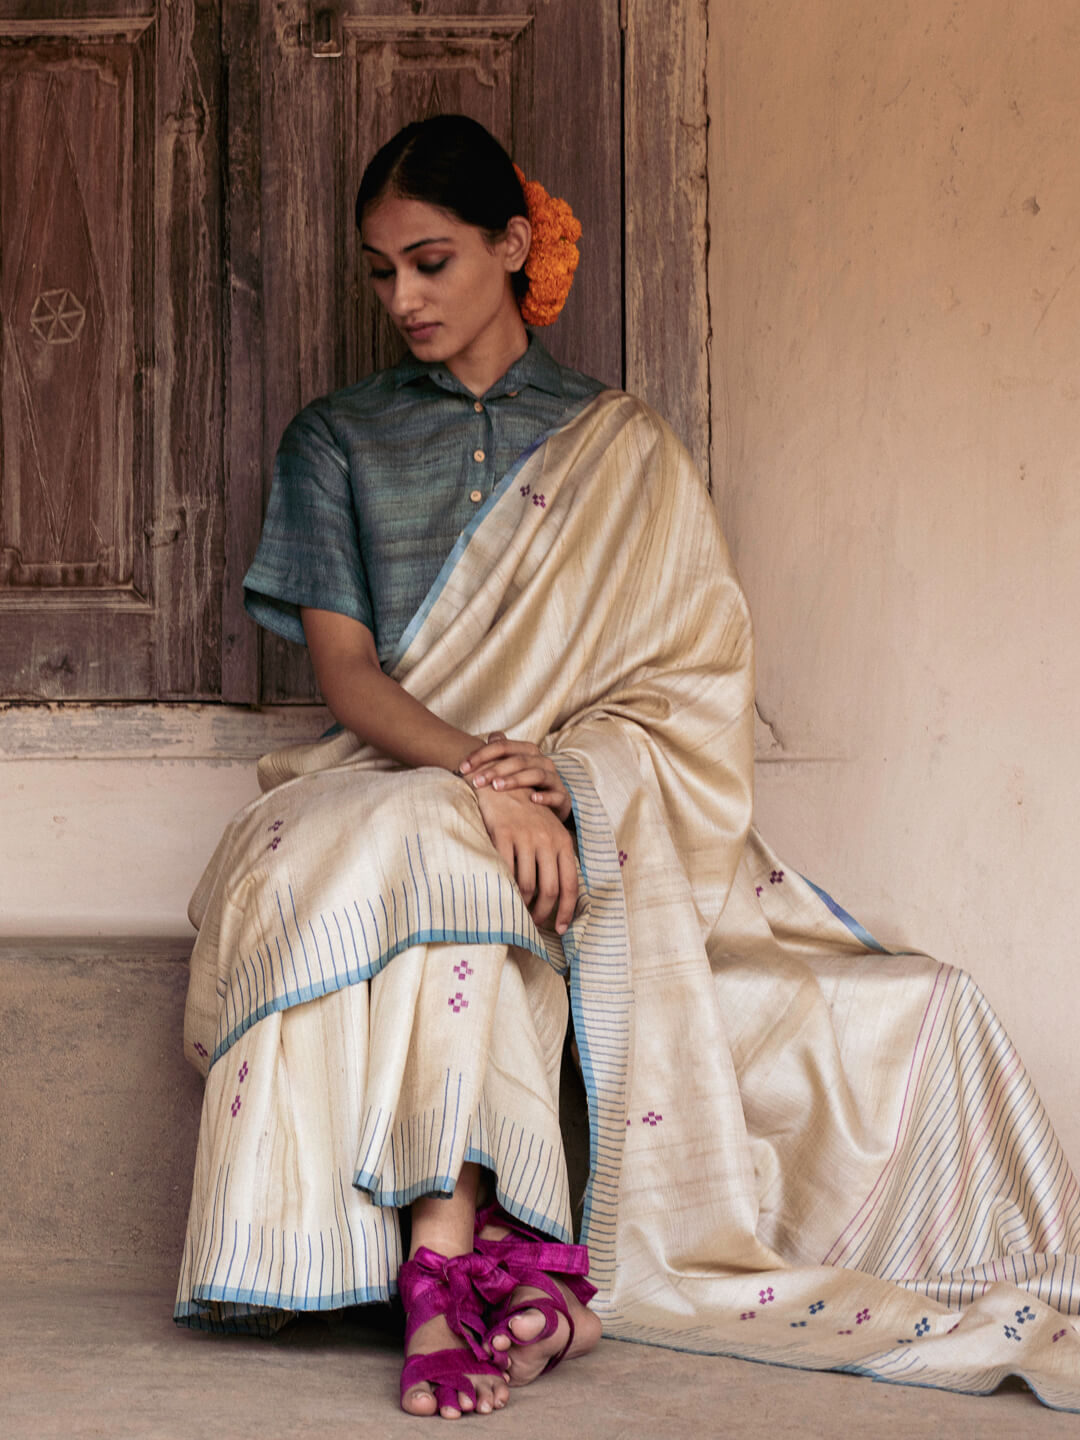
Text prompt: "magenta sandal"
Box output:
[[397, 1246, 516, 1412], [473, 1201, 598, 1374]]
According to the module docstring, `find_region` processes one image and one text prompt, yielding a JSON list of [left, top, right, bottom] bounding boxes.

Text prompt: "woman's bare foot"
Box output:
[[401, 1311, 510, 1419], [403, 1164, 510, 1419], [479, 1222, 602, 1386]]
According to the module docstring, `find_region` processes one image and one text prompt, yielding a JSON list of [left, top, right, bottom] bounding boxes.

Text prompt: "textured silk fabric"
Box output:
[[182, 393, 1080, 1410], [242, 336, 603, 662]]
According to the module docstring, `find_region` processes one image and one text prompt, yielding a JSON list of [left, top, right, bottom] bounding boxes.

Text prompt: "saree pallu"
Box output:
[[176, 393, 1080, 1411]]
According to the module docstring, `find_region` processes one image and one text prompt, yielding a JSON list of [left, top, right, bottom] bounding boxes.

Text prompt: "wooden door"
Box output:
[[0, 2, 224, 700], [223, 0, 624, 704], [0, 3, 636, 704]]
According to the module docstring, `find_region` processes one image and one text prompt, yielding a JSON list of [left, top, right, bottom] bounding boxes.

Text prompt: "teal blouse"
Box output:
[[243, 338, 605, 665]]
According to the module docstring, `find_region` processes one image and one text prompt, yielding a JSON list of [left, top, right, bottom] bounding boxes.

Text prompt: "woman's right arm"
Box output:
[[301, 606, 482, 772]]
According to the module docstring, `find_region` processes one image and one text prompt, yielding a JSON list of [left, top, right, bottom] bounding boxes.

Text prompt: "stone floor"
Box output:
[[4, 1264, 1079, 1440]]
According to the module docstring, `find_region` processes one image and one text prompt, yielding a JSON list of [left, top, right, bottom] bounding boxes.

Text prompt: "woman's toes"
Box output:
[[401, 1384, 439, 1416], [508, 1307, 549, 1344]]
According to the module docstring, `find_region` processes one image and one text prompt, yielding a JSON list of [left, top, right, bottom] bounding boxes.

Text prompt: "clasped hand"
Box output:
[[460, 735, 577, 935]]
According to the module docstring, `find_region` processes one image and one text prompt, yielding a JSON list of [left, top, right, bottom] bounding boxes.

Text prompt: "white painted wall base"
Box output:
[[0, 706, 331, 939]]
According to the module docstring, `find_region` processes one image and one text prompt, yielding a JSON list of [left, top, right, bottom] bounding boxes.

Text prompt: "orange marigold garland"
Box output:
[[513, 163, 581, 327]]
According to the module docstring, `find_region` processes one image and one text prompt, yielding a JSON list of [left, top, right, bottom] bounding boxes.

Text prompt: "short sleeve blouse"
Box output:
[[243, 338, 605, 665]]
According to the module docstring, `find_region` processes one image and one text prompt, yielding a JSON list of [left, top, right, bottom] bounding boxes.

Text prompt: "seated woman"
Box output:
[[174, 115, 1080, 1418]]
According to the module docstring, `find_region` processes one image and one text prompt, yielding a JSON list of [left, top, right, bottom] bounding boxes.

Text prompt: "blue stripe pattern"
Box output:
[[553, 752, 634, 1306], [209, 835, 563, 1067]]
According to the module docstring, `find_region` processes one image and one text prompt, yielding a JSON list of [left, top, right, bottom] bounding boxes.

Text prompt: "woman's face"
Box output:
[[361, 195, 530, 391]]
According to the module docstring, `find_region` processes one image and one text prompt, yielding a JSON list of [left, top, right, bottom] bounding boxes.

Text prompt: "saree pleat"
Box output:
[[176, 393, 1080, 1409], [175, 942, 570, 1334]]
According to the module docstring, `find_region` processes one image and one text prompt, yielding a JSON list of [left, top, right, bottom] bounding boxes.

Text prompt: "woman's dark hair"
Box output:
[[356, 115, 530, 301]]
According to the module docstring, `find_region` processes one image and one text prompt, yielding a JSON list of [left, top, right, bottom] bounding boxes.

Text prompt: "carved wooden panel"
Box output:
[[0, 3, 225, 700], [249, 0, 621, 702], [0, 20, 153, 696]]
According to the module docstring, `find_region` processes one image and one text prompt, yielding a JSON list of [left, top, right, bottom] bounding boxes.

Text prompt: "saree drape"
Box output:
[[177, 393, 1080, 1411]]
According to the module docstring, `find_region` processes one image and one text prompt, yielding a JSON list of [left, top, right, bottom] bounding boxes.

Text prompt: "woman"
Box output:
[[176, 116, 1080, 1418]]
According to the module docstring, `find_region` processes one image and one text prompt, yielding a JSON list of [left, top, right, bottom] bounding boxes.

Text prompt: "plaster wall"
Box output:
[[709, 0, 1080, 1162]]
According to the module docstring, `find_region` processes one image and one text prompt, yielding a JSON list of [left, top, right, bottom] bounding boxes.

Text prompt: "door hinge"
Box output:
[[299, 4, 343, 57]]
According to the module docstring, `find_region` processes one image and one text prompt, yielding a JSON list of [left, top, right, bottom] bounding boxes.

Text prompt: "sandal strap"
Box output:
[[400, 1347, 503, 1410], [477, 1235, 594, 1289], [487, 1284, 576, 1373], [474, 1214, 597, 1306], [398, 1247, 516, 1358]]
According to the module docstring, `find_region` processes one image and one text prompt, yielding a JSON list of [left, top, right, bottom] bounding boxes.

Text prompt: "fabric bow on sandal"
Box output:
[[473, 1201, 598, 1374], [398, 1246, 517, 1411]]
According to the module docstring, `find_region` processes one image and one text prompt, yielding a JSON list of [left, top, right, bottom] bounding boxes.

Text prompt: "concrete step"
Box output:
[[4, 1266, 1076, 1440], [0, 939, 202, 1276]]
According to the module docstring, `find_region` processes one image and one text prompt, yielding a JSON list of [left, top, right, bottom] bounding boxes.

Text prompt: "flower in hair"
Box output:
[[513, 164, 581, 327]]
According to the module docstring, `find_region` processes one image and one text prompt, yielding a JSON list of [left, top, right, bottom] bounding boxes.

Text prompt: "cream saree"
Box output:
[[176, 393, 1080, 1412]]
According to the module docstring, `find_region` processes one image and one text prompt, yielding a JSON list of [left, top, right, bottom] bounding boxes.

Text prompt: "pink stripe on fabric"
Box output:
[[823, 963, 951, 1267], [901, 1047, 1023, 1279], [1038, 1170, 1079, 1254]]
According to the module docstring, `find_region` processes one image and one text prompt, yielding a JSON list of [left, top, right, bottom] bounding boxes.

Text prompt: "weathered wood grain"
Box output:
[[624, 0, 710, 479], [152, 0, 227, 698], [220, 0, 264, 702], [0, 607, 153, 699], [0, 700, 333, 759]]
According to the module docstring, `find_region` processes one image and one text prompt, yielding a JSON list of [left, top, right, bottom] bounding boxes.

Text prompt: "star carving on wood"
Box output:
[[29, 288, 87, 345]]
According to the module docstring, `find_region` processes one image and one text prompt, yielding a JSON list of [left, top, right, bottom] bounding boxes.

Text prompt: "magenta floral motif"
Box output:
[[520, 483, 531, 497], [448, 992, 469, 1013], [755, 885, 764, 896], [642, 1111, 663, 1126], [758, 1287, 775, 1305], [238, 1061, 249, 1083], [453, 960, 474, 980], [769, 869, 784, 884], [193, 1040, 208, 1058], [739, 1311, 756, 1321], [618, 850, 629, 867], [837, 1329, 853, 1335], [1053, 1329, 1068, 1342], [230, 1095, 242, 1117], [532, 493, 546, 508], [269, 836, 281, 851], [855, 1308, 871, 1325]]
